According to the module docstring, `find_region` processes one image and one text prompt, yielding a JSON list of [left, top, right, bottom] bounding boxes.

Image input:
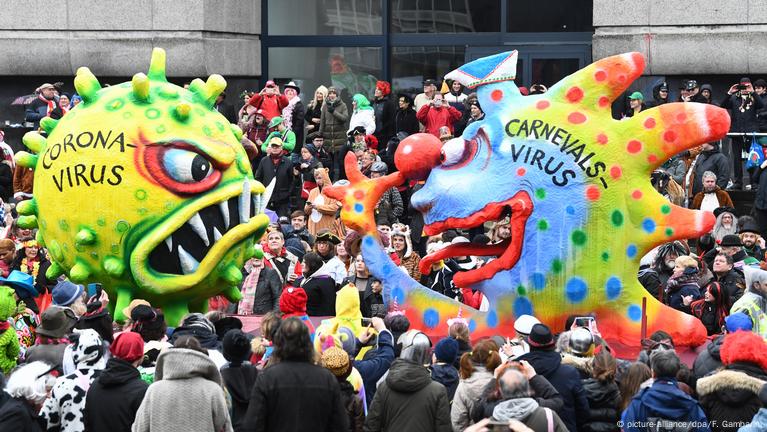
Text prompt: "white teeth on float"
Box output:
[[219, 201, 230, 229], [252, 194, 260, 216], [262, 178, 276, 213], [213, 227, 223, 242], [240, 178, 251, 223], [164, 237, 173, 252], [187, 212, 210, 246], [178, 245, 200, 274]]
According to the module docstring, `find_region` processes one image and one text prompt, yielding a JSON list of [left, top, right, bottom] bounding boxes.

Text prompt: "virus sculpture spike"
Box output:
[[18, 47, 268, 325], [327, 51, 730, 348]]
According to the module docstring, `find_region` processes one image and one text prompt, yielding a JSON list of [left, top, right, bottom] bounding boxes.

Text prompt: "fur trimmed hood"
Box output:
[[560, 352, 593, 375], [697, 369, 766, 398]]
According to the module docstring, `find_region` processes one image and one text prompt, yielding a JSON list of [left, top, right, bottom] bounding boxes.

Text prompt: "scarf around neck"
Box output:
[[238, 260, 264, 315], [38, 94, 55, 116]]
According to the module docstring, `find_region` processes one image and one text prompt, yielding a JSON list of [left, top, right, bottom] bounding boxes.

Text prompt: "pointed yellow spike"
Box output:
[[204, 74, 227, 106], [39, 117, 58, 134], [230, 124, 243, 141], [15, 152, 38, 169], [35, 230, 45, 247], [188, 78, 207, 101], [147, 47, 168, 82], [223, 286, 242, 303], [16, 198, 37, 216], [22, 132, 46, 154], [74, 66, 102, 103], [222, 264, 243, 286], [46, 262, 64, 279], [174, 102, 191, 121], [75, 228, 96, 246], [69, 261, 91, 283], [132, 73, 150, 102], [17, 215, 37, 229], [103, 256, 125, 277]]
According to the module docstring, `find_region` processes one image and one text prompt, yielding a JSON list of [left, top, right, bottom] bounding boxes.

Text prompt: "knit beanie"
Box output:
[[433, 337, 459, 364], [720, 330, 767, 371], [321, 346, 351, 378], [110, 331, 145, 362], [222, 329, 251, 365], [279, 287, 308, 318], [724, 312, 753, 333]]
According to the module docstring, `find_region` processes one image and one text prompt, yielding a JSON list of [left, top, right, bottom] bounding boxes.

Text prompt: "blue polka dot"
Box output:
[[513, 297, 533, 317], [605, 277, 622, 300], [530, 272, 546, 290], [354, 203, 364, 213], [566, 205, 575, 215], [486, 310, 499, 328], [628, 304, 642, 322], [364, 236, 375, 246], [391, 287, 405, 304], [423, 309, 439, 328], [468, 319, 477, 332], [642, 218, 656, 233], [566, 277, 588, 303], [626, 244, 637, 259]]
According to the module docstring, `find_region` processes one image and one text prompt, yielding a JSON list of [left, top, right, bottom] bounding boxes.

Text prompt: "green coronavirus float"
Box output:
[[15, 48, 269, 324]]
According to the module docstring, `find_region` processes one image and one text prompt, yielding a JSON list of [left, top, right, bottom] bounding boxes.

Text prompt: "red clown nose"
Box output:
[[394, 133, 442, 180]]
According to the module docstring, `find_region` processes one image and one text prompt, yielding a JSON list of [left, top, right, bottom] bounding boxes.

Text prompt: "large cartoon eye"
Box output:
[[440, 136, 479, 169], [144, 142, 222, 195]]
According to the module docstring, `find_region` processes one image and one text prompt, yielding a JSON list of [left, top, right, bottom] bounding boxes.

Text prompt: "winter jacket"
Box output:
[[470, 374, 565, 423], [84, 357, 148, 432], [491, 398, 568, 432], [451, 368, 495, 431], [0, 397, 44, 432], [360, 285, 385, 319], [0, 163, 12, 202], [355, 330, 396, 406], [264, 249, 301, 287], [518, 349, 589, 432], [255, 155, 294, 205], [691, 188, 734, 211], [581, 377, 620, 432], [697, 365, 767, 432], [737, 407, 767, 432], [431, 363, 459, 402], [340, 379, 365, 432], [364, 359, 451, 432], [220, 362, 258, 431], [349, 96, 376, 136], [373, 96, 395, 147], [132, 348, 233, 432], [320, 98, 350, 151], [13, 165, 34, 198], [713, 269, 746, 303], [25, 97, 53, 128], [667, 279, 701, 313], [24, 343, 67, 373], [756, 165, 767, 211], [730, 290, 767, 339], [262, 129, 296, 153], [242, 266, 282, 314], [244, 360, 348, 432], [638, 266, 663, 299], [416, 104, 462, 137], [561, 353, 594, 380], [286, 100, 305, 150], [394, 108, 419, 136], [693, 335, 724, 379], [247, 93, 289, 121], [301, 272, 337, 316], [374, 188, 404, 226], [721, 93, 764, 133], [622, 378, 710, 432], [691, 146, 730, 196]]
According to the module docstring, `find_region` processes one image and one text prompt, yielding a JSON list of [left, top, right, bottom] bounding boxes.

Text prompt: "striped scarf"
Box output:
[[237, 260, 263, 315]]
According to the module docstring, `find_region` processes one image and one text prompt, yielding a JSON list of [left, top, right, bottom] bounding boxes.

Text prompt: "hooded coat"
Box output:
[[621, 378, 709, 432], [470, 374, 565, 423], [0, 396, 44, 432], [364, 359, 451, 432], [354, 330, 395, 407], [492, 398, 568, 432], [132, 348, 233, 432], [693, 335, 724, 379], [451, 367, 495, 431], [697, 367, 766, 432], [84, 357, 148, 432], [348, 94, 376, 136], [518, 349, 589, 432], [581, 377, 621, 432], [319, 97, 350, 151], [431, 363, 459, 401]]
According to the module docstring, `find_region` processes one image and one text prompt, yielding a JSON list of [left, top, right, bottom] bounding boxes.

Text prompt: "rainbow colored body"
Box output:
[[16, 48, 268, 325], [328, 51, 730, 348]]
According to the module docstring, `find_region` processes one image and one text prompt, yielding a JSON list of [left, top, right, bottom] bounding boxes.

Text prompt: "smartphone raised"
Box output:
[[87, 283, 103, 299], [573, 316, 595, 328]]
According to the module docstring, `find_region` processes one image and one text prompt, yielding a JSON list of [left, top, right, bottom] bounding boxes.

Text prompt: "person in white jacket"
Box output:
[[348, 93, 376, 136]]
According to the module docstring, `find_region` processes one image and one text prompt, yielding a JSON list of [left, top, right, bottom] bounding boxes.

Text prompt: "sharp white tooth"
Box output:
[[187, 213, 210, 246], [262, 178, 276, 213], [240, 178, 251, 223], [218, 201, 230, 229], [177, 245, 200, 275], [164, 237, 173, 252], [213, 227, 223, 242], [252, 194, 259, 216]]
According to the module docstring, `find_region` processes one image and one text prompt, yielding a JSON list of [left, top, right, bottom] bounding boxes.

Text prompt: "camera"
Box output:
[[737, 84, 747, 91]]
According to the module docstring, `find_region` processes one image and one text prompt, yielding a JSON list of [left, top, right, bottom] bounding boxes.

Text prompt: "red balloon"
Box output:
[[394, 133, 442, 180]]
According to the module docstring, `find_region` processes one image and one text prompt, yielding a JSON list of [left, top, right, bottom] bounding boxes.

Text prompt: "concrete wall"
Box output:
[[0, 0, 261, 78], [593, 0, 767, 74]]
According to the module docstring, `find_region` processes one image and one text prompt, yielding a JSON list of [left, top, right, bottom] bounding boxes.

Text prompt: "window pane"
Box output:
[[268, 0, 382, 35], [391, 46, 466, 95], [268, 47, 382, 102], [531, 58, 580, 87], [508, 0, 593, 32], [392, 0, 500, 33]]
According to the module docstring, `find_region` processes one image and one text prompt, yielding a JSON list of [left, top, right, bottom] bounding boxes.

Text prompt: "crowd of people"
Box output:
[[0, 72, 767, 431]]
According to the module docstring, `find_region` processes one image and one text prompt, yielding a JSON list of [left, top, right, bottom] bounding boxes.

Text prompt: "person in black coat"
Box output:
[[721, 78, 765, 189], [84, 332, 148, 432], [394, 94, 419, 136], [373, 81, 396, 149], [691, 142, 730, 196], [0, 160, 12, 203], [214, 92, 238, 124], [517, 324, 589, 432], [238, 257, 282, 315], [300, 252, 336, 316], [220, 329, 258, 431], [0, 361, 55, 432], [255, 138, 294, 217], [581, 351, 621, 432], [243, 317, 349, 432], [284, 82, 306, 153]]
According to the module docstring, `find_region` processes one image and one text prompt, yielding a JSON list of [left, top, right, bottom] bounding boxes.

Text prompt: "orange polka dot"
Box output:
[[676, 112, 687, 123], [644, 118, 656, 129], [354, 190, 365, 199], [517, 167, 526, 176], [596, 133, 608, 144], [617, 74, 627, 83], [627, 140, 642, 154], [536, 100, 550, 110], [491, 89, 503, 101], [598, 96, 610, 108], [594, 70, 607, 82], [610, 165, 622, 179], [566, 87, 584, 103], [647, 154, 658, 163], [632, 190, 643, 200], [568, 112, 587, 124], [586, 186, 601, 201], [663, 130, 677, 142]]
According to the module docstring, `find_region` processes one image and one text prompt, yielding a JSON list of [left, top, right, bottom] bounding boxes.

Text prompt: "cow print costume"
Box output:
[[41, 328, 107, 432]]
